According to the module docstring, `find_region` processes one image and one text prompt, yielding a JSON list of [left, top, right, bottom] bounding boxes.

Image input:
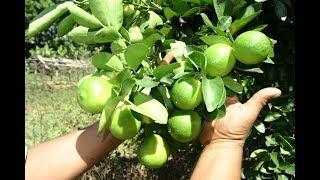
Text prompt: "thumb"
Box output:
[[244, 87, 282, 122]]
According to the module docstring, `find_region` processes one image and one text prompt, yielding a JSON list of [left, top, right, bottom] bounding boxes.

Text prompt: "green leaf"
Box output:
[[159, 25, 172, 36], [153, 63, 180, 80], [67, 26, 97, 44], [111, 39, 127, 54], [92, 52, 123, 72], [57, 15, 76, 37], [68, 3, 102, 29], [277, 174, 289, 180], [222, 76, 243, 94], [280, 147, 291, 155], [279, 163, 295, 175], [105, 0, 123, 30], [274, 0, 287, 21], [213, 0, 233, 20], [98, 96, 123, 135], [217, 16, 232, 31], [163, 7, 178, 20], [252, 24, 268, 31], [263, 57, 275, 64], [206, 105, 226, 121], [140, 11, 163, 31], [188, 51, 207, 72], [265, 135, 278, 147], [185, 45, 205, 54], [27, 2, 72, 38], [94, 26, 121, 43], [158, 74, 174, 85], [119, 27, 130, 41], [172, 0, 190, 14], [217, 86, 226, 107], [89, 0, 109, 26], [184, 0, 201, 5], [124, 43, 149, 70], [143, 32, 164, 47], [170, 41, 187, 62], [264, 112, 282, 122], [254, 120, 265, 133], [200, 35, 232, 46], [119, 78, 135, 97], [109, 68, 132, 85], [200, 13, 214, 29], [233, 0, 247, 14], [156, 85, 175, 112], [182, 7, 200, 17], [236, 67, 264, 73], [131, 92, 168, 124], [275, 134, 294, 151], [202, 76, 225, 112], [241, 3, 262, 19], [269, 152, 280, 167], [200, 13, 225, 36], [30, 5, 57, 23], [250, 149, 268, 158], [135, 77, 160, 88], [229, 10, 262, 35], [128, 26, 143, 43]]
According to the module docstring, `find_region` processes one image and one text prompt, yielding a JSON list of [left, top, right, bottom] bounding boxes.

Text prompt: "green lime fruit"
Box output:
[[108, 105, 141, 140], [138, 134, 170, 169], [171, 76, 203, 110], [77, 76, 114, 114], [123, 4, 135, 17], [204, 43, 236, 77], [233, 31, 273, 65], [167, 110, 202, 143]]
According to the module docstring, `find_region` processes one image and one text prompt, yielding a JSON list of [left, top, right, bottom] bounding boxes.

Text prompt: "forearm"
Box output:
[[25, 122, 122, 180], [191, 141, 243, 180]]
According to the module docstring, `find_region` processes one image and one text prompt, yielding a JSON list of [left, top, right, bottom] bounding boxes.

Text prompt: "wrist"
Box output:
[[83, 122, 122, 152], [205, 139, 245, 150]]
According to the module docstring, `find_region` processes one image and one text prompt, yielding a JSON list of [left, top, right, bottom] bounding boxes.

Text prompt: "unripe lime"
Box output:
[[138, 134, 170, 169], [171, 76, 203, 110], [204, 43, 235, 77], [108, 105, 141, 140], [123, 4, 135, 17], [167, 110, 202, 143], [76, 76, 114, 114], [233, 31, 273, 65]]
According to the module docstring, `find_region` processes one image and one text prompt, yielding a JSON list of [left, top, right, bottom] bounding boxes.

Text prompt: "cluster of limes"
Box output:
[[76, 30, 273, 168]]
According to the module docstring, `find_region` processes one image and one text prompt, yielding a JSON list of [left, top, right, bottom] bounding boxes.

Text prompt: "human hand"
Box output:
[[199, 87, 282, 147]]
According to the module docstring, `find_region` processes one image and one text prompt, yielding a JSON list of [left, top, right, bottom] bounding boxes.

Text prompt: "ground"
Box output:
[[25, 71, 202, 179]]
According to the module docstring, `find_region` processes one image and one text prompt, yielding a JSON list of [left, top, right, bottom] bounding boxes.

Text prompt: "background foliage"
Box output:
[[25, 0, 295, 179]]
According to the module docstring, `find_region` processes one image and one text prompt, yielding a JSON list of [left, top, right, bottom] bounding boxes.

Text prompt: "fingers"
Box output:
[[244, 87, 282, 121], [160, 51, 174, 65]]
